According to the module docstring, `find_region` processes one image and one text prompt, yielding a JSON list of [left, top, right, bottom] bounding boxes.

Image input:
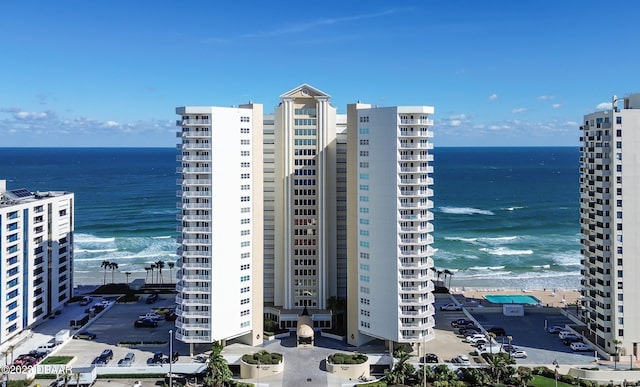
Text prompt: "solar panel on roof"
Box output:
[[10, 188, 32, 198]]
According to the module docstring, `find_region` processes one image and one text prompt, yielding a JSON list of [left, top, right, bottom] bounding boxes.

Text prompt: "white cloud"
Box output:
[[511, 107, 527, 113], [596, 102, 612, 110], [488, 94, 498, 101], [103, 120, 120, 127], [449, 120, 462, 126], [537, 95, 555, 101], [552, 103, 562, 109], [449, 114, 467, 120]]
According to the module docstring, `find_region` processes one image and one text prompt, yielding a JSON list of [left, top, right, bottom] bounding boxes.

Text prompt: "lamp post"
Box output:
[[614, 343, 620, 370], [507, 336, 513, 359], [169, 329, 173, 387]]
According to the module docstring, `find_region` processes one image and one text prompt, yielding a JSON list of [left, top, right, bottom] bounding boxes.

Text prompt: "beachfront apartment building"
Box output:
[[176, 84, 436, 352], [175, 105, 264, 350], [580, 93, 640, 359], [346, 104, 436, 353], [0, 180, 74, 346]]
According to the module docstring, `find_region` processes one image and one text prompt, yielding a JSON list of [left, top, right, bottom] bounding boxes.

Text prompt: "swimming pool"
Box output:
[[484, 294, 541, 304]]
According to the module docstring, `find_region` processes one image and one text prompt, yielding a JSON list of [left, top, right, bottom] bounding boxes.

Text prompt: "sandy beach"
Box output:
[[451, 287, 582, 308]]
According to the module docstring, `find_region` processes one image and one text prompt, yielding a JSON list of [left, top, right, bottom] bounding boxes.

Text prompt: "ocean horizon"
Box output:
[[0, 146, 581, 290]]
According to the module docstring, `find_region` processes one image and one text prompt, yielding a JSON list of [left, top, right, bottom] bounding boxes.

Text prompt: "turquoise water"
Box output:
[[484, 295, 541, 304]]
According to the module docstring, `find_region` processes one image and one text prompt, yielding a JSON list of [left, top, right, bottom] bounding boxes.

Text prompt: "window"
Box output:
[[616, 117, 622, 125], [359, 128, 369, 134]]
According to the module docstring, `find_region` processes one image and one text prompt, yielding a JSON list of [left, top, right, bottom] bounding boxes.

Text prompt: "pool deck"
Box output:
[[451, 288, 581, 308]]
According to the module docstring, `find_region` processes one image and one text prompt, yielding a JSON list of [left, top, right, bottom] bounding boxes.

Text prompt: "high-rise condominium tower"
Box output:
[[347, 104, 436, 352], [175, 104, 264, 351], [0, 180, 74, 345], [580, 94, 640, 358]]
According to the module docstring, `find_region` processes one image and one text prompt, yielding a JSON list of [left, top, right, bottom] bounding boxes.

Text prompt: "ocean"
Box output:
[[0, 147, 581, 290]]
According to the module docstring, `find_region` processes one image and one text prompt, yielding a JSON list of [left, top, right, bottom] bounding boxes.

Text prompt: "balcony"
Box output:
[[176, 191, 211, 198], [400, 223, 434, 233], [398, 142, 434, 150], [177, 226, 211, 233], [176, 155, 211, 162], [399, 294, 434, 306], [399, 213, 434, 221], [399, 257, 434, 269], [175, 295, 211, 305], [399, 154, 434, 162], [180, 250, 212, 258], [399, 285, 431, 293], [178, 179, 212, 185], [177, 214, 212, 222], [179, 143, 211, 150], [399, 188, 434, 197], [177, 202, 211, 210], [399, 130, 434, 138], [399, 201, 433, 210], [180, 238, 212, 247], [400, 236, 434, 246], [174, 331, 210, 343], [177, 260, 211, 269], [178, 119, 211, 126], [399, 308, 430, 318], [175, 320, 211, 330], [399, 178, 434, 185], [399, 271, 433, 281], [176, 284, 211, 293], [400, 118, 434, 126], [176, 167, 212, 174]]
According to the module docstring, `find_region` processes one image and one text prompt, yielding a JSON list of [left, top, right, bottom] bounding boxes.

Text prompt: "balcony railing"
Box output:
[[399, 154, 434, 162], [399, 130, 434, 138], [174, 331, 210, 342], [176, 295, 211, 305], [400, 118, 434, 126], [175, 321, 211, 329], [399, 143, 434, 150], [178, 119, 211, 126]]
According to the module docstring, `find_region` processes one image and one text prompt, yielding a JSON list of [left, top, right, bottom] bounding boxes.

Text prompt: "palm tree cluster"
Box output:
[[143, 260, 175, 284], [203, 341, 232, 387], [431, 267, 455, 290], [100, 260, 119, 285]]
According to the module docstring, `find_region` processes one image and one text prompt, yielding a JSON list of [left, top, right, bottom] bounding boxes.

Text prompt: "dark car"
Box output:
[[450, 319, 474, 328], [165, 311, 178, 321], [424, 353, 438, 363], [562, 336, 582, 345], [92, 349, 113, 365], [458, 326, 480, 335], [134, 318, 158, 328], [146, 293, 159, 304], [150, 352, 168, 364], [28, 350, 49, 360], [487, 327, 506, 336], [73, 331, 97, 340]]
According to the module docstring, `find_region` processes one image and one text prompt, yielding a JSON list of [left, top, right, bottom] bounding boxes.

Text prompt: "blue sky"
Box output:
[[1, 1, 638, 147]]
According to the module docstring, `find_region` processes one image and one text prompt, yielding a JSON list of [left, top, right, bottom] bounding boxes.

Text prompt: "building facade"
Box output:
[[175, 105, 264, 349], [346, 105, 436, 351], [0, 180, 74, 345], [580, 94, 640, 358], [263, 84, 339, 329]]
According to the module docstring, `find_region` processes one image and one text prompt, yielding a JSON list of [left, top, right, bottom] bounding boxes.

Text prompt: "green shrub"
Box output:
[[241, 350, 283, 365], [327, 352, 368, 365], [116, 294, 140, 303], [357, 381, 386, 387]]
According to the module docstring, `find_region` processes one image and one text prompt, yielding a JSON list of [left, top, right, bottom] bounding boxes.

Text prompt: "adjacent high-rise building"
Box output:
[[176, 85, 436, 351], [580, 94, 640, 358], [175, 105, 264, 351], [346, 104, 436, 351], [0, 180, 74, 345]]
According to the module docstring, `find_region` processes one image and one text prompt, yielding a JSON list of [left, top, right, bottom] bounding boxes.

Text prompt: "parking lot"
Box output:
[[434, 293, 598, 367]]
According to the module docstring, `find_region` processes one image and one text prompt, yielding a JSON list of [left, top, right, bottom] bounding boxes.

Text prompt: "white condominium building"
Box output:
[[580, 94, 640, 358], [175, 104, 264, 350], [346, 104, 436, 352], [0, 180, 74, 346]]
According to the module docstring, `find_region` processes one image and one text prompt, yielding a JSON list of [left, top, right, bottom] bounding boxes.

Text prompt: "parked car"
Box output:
[[512, 350, 528, 359], [458, 326, 480, 335], [92, 349, 113, 365], [79, 296, 93, 306], [464, 334, 487, 343], [146, 293, 159, 304], [73, 331, 97, 340], [165, 311, 178, 321], [138, 312, 163, 321], [423, 353, 438, 363], [562, 335, 581, 345], [451, 319, 474, 328], [570, 342, 591, 352], [558, 330, 577, 339], [440, 303, 463, 311], [547, 325, 565, 334], [150, 352, 169, 364], [451, 354, 471, 366], [501, 344, 517, 353], [134, 318, 158, 328], [487, 327, 506, 336]]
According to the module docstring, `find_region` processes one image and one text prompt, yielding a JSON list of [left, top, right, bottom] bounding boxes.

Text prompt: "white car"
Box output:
[[452, 354, 470, 366], [440, 303, 463, 311], [512, 350, 528, 358], [464, 334, 487, 343], [558, 330, 576, 339], [570, 342, 591, 352]]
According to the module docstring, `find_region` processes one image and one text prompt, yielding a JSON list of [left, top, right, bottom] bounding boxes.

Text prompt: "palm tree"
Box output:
[[204, 341, 231, 387], [156, 260, 165, 284], [168, 262, 175, 284], [385, 348, 414, 386], [59, 366, 72, 387], [108, 262, 119, 284], [150, 263, 157, 284], [613, 339, 622, 370], [443, 269, 453, 289], [124, 272, 132, 284], [144, 266, 151, 283], [73, 372, 81, 387], [100, 260, 110, 285]]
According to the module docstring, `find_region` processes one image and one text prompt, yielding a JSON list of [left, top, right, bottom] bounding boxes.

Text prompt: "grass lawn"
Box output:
[[529, 375, 574, 387]]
